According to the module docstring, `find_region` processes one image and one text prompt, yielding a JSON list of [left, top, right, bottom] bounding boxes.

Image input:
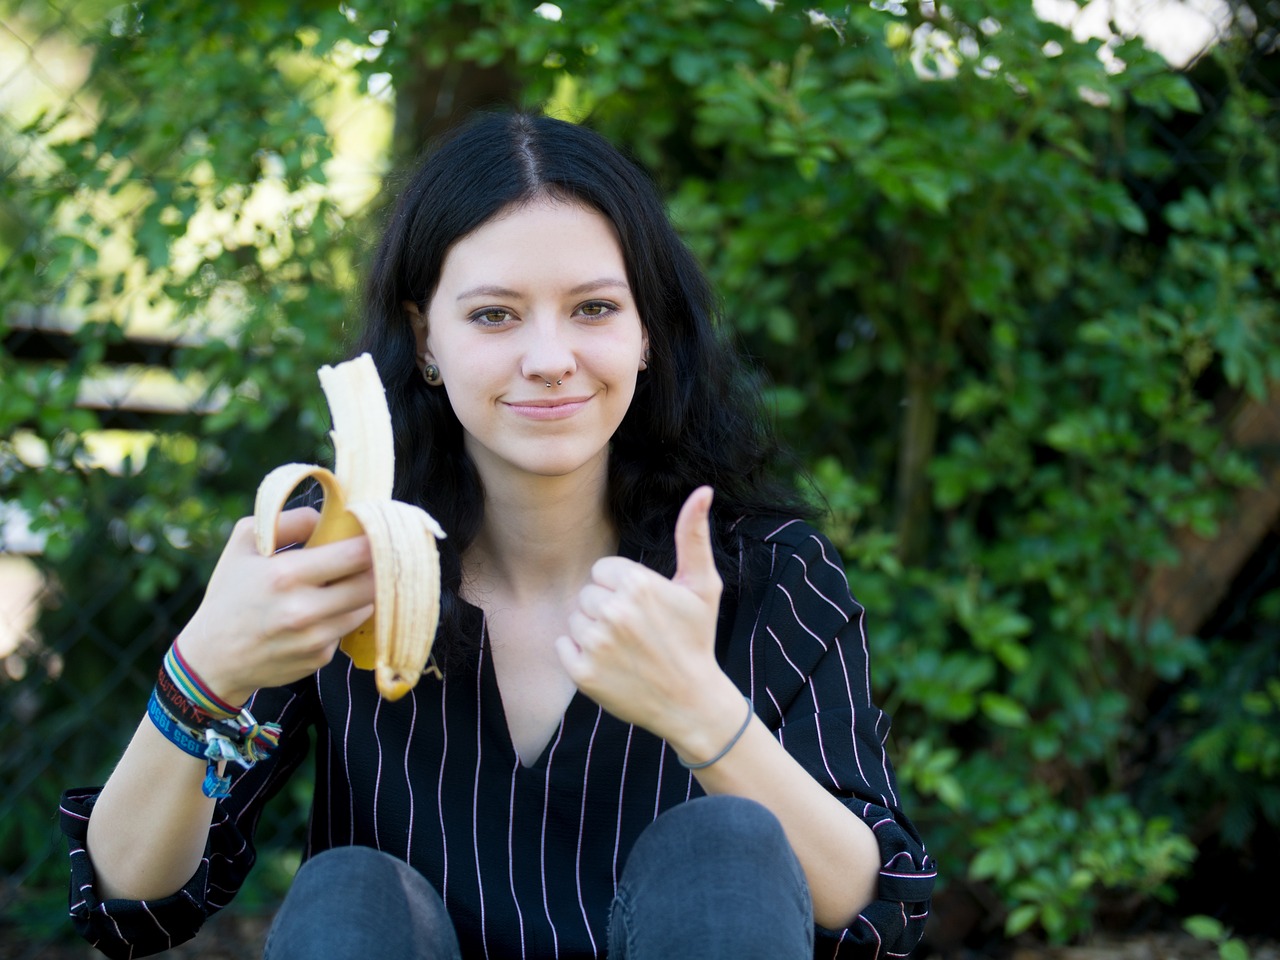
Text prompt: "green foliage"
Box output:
[[3, 0, 1278, 946], [1139, 587, 1280, 850], [1186, 915, 1253, 960]]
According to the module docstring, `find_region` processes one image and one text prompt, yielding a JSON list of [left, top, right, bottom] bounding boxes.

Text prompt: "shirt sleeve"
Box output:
[[738, 519, 937, 959], [59, 680, 314, 959]]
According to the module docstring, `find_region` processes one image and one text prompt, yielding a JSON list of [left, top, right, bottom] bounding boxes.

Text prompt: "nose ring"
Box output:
[[544, 379, 563, 388]]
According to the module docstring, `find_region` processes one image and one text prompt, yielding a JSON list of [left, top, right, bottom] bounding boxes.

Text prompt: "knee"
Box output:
[[289, 846, 411, 901], [639, 795, 792, 864], [295, 844, 381, 880], [623, 795, 806, 894], [266, 847, 459, 960], [611, 798, 813, 959]]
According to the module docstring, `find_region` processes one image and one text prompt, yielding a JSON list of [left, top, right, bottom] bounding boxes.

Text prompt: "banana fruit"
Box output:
[[252, 353, 445, 700]]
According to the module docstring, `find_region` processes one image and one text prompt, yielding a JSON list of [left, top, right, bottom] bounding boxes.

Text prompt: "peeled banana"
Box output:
[[252, 353, 445, 700]]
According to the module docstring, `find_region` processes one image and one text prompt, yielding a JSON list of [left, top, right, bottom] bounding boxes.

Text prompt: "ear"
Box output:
[[639, 327, 650, 371], [403, 301, 435, 372]]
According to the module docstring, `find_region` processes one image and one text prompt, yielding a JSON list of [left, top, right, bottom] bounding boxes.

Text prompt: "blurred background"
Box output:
[[1, 0, 1278, 957]]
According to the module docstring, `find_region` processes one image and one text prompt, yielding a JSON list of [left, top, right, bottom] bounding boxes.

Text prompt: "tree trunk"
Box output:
[[895, 358, 940, 565], [391, 21, 521, 163]]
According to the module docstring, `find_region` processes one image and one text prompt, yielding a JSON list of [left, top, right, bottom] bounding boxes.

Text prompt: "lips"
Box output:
[[503, 396, 592, 420]]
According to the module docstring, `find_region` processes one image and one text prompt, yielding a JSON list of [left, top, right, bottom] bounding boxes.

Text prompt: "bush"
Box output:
[[3, 0, 1277, 945]]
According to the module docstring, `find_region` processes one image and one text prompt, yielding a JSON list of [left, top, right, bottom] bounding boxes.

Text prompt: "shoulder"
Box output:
[[734, 515, 825, 552], [729, 515, 861, 623], [732, 516, 848, 584]]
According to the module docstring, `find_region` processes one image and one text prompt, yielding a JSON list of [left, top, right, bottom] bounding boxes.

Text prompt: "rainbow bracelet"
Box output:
[[146, 644, 282, 799]]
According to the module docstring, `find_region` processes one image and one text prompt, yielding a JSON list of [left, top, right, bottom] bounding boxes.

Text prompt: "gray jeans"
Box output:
[[263, 795, 814, 960]]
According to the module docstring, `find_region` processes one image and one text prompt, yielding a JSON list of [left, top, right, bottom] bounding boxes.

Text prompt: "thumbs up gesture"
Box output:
[[555, 486, 736, 742]]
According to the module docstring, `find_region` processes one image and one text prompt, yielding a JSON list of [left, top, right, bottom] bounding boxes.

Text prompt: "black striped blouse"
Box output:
[[61, 518, 936, 959]]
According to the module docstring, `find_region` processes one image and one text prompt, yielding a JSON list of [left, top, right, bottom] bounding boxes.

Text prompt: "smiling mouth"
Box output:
[[507, 396, 592, 407], [504, 396, 592, 420]]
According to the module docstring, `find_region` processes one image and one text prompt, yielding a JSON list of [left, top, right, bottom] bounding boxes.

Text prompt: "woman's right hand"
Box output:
[[174, 507, 376, 706]]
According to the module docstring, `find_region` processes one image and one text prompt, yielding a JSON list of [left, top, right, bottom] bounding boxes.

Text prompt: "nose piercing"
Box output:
[[544, 379, 563, 388]]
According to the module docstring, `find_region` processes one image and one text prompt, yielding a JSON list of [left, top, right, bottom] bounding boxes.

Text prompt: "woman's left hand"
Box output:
[[555, 486, 743, 747]]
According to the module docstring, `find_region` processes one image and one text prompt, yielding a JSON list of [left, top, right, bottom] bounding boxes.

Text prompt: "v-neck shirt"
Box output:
[[61, 518, 936, 959]]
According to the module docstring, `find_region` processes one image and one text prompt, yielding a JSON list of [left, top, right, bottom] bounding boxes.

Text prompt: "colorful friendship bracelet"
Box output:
[[155, 666, 226, 730], [146, 689, 234, 797], [164, 644, 240, 719], [146, 644, 283, 799]]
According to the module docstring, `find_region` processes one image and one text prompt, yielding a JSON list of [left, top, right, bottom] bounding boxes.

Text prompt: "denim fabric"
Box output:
[[263, 796, 812, 960], [262, 846, 461, 960], [607, 795, 813, 960]]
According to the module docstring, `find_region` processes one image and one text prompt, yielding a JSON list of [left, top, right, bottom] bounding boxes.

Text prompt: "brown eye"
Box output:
[[578, 301, 616, 318], [471, 308, 513, 326]]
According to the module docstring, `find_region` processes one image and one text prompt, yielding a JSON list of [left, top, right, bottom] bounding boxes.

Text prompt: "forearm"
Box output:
[[675, 679, 881, 930], [86, 717, 218, 901]]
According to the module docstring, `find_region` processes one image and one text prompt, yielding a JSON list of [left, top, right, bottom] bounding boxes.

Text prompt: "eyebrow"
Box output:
[[455, 278, 631, 302]]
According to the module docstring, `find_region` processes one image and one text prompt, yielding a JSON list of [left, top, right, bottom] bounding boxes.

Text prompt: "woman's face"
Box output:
[[412, 199, 648, 487]]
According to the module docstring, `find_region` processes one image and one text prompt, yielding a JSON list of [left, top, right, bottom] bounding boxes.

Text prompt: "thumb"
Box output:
[[673, 486, 720, 600]]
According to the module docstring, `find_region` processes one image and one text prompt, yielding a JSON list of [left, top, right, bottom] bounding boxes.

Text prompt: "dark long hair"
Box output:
[[352, 112, 813, 662]]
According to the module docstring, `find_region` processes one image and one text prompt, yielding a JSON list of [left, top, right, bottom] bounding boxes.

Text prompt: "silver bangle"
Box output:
[[678, 695, 754, 770]]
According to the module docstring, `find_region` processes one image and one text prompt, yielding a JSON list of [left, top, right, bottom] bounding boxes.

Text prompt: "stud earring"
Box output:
[[423, 364, 441, 385]]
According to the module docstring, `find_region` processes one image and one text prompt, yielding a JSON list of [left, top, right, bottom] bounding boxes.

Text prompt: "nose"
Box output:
[[519, 315, 576, 387]]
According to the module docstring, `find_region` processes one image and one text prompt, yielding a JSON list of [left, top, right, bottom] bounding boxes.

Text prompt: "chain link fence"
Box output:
[[2, 1, 1278, 957]]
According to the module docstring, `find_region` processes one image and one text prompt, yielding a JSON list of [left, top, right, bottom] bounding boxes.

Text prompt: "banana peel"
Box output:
[[253, 353, 445, 700]]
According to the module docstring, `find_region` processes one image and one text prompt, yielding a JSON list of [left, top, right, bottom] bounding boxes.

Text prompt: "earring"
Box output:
[[423, 364, 441, 385]]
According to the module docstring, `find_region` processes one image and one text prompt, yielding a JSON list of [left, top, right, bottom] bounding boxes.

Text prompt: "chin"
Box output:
[[516, 447, 612, 482]]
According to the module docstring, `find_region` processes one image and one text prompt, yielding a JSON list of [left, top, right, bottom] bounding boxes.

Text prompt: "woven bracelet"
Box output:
[[146, 689, 234, 798], [146, 644, 282, 799], [678, 695, 755, 770], [164, 643, 240, 719]]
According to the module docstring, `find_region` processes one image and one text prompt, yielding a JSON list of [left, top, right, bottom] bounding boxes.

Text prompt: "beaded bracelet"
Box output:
[[678, 695, 755, 770], [146, 644, 282, 799]]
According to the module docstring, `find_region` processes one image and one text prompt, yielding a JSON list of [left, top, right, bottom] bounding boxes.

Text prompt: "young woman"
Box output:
[[61, 112, 935, 959]]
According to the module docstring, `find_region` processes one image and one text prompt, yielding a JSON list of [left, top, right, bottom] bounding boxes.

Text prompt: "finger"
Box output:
[[576, 584, 616, 621], [566, 609, 603, 648], [673, 486, 720, 600], [555, 634, 589, 680], [589, 556, 646, 591], [273, 507, 322, 551], [301, 567, 377, 619], [328, 602, 376, 641], [273, 535, 373, 589]]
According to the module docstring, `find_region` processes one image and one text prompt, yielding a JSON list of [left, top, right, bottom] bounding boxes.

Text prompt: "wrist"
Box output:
[[668, 675, 750, 767], [173, 630, 254, 709]]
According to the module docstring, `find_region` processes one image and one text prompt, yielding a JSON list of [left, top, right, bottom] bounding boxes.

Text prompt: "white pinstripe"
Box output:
[[506, 760, 528, 959], [343, 659, 356, 843], [539, 722, 566, 958], [403, 687, 418, 862], [474, 633, 490, 959], [777, 582, 830, 651], [372, 693, 385, 850], [139, 901, 170, 949], [572, 706, 603, 955], [437, 668, 450, 905], [611, 725, 635, 891], [768, 625, 807, 679]]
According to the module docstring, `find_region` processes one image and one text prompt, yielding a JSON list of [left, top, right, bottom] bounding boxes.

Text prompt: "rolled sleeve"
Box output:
[[59, 681, 313, 957], [737, 518, 936, 957], [61, 788, 224, 958]]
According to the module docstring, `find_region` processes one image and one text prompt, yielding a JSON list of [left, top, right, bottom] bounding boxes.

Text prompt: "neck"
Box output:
[[464, 467, 617, 605]]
